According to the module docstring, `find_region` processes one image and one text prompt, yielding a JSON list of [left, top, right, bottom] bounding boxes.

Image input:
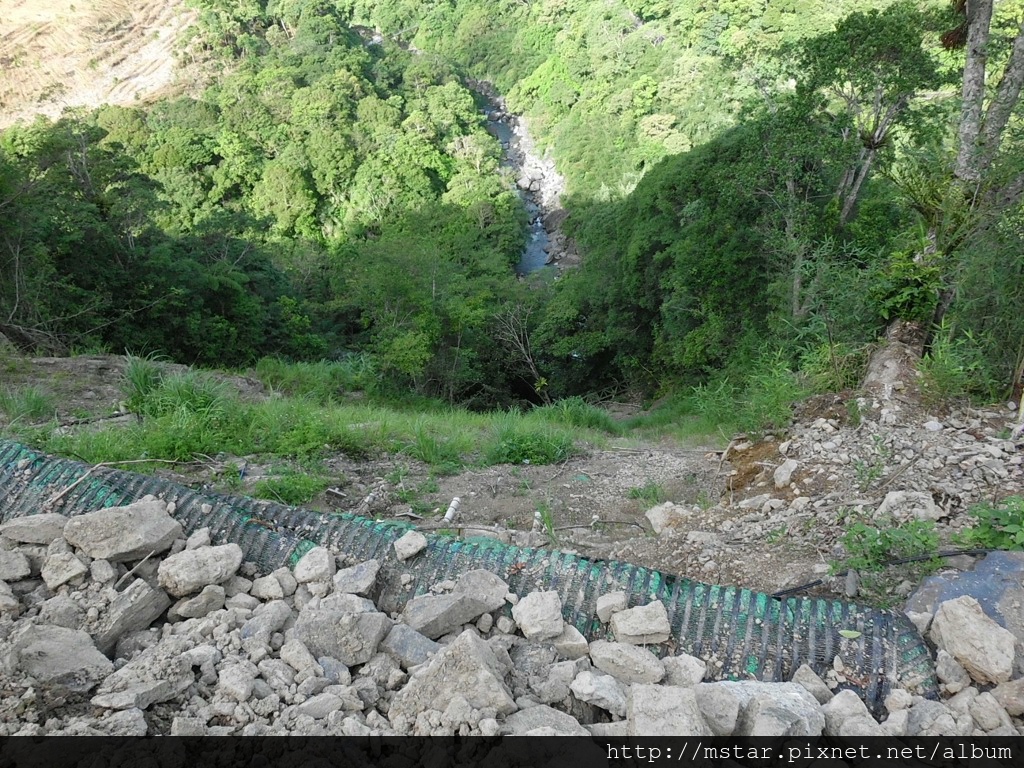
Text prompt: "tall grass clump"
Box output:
[[122, 353, 166, 413], [403, 418, 467, 474], [485, 411, 576, 465], [253, 472, 331, 506], [0, 386, 56, 423], [254, 354, 375, 404], [533, 396, 620, 434]]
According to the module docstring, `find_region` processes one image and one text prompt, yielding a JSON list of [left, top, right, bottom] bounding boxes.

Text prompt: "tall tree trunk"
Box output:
[[955, 0, 993, 183], [978, 24, 1024, 171]]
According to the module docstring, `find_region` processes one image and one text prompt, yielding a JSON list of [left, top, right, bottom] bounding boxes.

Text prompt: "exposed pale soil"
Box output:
[[0, 0, 196, 129]]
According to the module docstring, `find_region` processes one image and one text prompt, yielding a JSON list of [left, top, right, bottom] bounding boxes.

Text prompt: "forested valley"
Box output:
[[2, 0, 1024, 421]]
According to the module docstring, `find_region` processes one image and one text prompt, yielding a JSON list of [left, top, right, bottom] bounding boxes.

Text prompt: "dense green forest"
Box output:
[[2, 0, 1023, 414]]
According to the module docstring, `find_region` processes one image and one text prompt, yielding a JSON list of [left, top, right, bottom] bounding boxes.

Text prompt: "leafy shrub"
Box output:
[[869, 251, 941, 323], [739, 355, 806, 433], [957, 496, 1024, 550], [837, 518, 939, 573], [800, 341, 872, 393], [919, 327, 1000, 406]]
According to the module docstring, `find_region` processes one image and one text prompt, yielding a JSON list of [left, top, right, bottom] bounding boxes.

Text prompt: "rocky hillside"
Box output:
[[0, 497, 1022, 736], [1, 354, 1023, 735]]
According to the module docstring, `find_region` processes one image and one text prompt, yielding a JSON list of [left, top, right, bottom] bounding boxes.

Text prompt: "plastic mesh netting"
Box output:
[[0, 439, 937, 711]]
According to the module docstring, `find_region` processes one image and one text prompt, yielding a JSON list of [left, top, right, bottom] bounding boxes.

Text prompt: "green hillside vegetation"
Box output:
[[2, 0, 1023, 436]]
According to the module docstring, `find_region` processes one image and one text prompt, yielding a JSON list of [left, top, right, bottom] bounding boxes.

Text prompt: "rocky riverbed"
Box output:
[[471, 81, 576, 275]]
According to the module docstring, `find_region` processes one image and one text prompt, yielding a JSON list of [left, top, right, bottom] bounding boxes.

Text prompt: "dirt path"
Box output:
[[0, 353, 830, 596]]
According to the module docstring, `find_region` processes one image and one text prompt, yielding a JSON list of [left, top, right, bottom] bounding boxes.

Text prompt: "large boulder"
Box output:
[[7, 624, 112, 692], [63, 500, 182, 562], [389, 630, 516, 728], [157, 544, 243, 597], [930, 595, 1016, 684]]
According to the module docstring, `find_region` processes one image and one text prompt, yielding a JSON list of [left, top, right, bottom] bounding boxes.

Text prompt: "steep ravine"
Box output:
[[469, 81, 573, 275]]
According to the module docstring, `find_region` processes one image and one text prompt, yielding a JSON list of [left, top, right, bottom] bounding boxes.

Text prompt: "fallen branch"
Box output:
[[877, 454, 920, 491], [44, 457, 184, 510], [113, 549, 158, 589]]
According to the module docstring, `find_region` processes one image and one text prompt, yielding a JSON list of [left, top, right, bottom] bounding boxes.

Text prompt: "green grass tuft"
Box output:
[[0, 386, 56, 423]]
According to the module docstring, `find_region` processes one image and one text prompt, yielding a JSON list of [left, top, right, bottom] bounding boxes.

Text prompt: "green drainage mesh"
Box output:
[[0, 439, 937, 711]]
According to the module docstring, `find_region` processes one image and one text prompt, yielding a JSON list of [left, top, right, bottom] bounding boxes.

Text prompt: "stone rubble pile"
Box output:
[[627, 397, 1023, 588], [1, 498, 1023, 736]]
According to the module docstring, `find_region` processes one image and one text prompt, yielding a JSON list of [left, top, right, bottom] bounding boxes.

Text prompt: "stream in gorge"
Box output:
[[471, 83, 571, 276]]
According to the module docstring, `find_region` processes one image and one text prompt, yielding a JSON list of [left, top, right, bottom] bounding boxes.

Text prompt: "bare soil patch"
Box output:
[[0, 0, 196, 128]]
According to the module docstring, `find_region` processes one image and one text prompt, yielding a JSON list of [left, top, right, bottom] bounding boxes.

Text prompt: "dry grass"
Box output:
[[0, 0, 197, 128]]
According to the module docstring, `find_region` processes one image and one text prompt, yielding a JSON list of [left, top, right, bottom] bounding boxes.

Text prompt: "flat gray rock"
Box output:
[[319, 593, 376, 614], [552, 624, 589, 659], [511, 591, 563, 640], [610, 600, 670, 645], [663, 654, 707, 687], [0, 514, 69, 544], [590, 640, 664, 684], [293, 546, 335, 583], [171, 584, 225, 620], [38, 594, 84, 629], [693, 683, 740, 736], [393, 530, 427, 561], [596, 592, 626, 623], [0, 581, 19, 615], [240, 599, 292, 643], [823, 690, 872, 735], [63, 500, 182, 562], [931, 595, 1016, 684], [401, 592, 497, 640], [628, 684, 711, 736], [0, 549, 31, 581], [570, 670, 627, 716], [908, 552, 1024, 647], [380, 623, 441, 669], [703, 681, 825, 737], [10, 623, 113, 692], [389, 630, 516, 728], [93, 636, 194, 709], [503, 705, 589, 735], [40, 551, 88, 589], [332, 559, 379, 595], [91, 578, 172, 656], [157, 544, 243, 597], [452, 569, 509, 612], [293, 608, 392, 666]]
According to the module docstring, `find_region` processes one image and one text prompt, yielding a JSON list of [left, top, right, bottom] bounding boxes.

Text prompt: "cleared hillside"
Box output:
[[0, 0, 195, 128]]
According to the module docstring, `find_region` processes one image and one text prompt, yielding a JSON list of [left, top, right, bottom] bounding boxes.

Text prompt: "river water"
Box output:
[[482, 116, 552, 275], [472, 88, 570, 277]]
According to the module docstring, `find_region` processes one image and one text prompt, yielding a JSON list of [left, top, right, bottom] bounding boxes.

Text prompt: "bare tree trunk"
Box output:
[[839, 148, 875, 226], [955, 0, 994, 182], [978, 24, 1024, 171], [493, 304, 550, 404]]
